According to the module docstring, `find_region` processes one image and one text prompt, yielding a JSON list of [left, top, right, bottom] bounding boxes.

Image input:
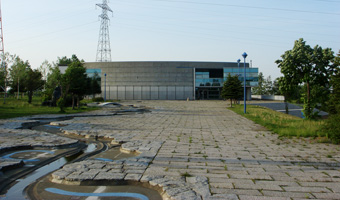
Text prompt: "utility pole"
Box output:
[[0, 0, 6, 104], [96, 0, 113, 62]]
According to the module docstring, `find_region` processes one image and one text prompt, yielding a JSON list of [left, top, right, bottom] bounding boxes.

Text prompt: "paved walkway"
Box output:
[[52, 101, 340, 199], [1, 101, 340, 199]]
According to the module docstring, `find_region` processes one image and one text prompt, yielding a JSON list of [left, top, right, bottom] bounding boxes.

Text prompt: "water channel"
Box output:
[[0, 117, 162, 200]]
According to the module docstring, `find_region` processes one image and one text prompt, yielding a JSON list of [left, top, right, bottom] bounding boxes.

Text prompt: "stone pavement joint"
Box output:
[[2, 101, 340, 200]]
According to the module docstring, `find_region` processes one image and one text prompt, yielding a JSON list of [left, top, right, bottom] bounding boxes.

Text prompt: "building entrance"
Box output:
[[196, 88, 221, 100]]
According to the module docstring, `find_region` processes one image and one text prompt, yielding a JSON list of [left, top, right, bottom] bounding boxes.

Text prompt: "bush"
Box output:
[[92, 97, 104, 102], [323, 114, 340, 144], [57, 97, 65, 112]]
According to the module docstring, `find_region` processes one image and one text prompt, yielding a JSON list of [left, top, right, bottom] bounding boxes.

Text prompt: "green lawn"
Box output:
[[228, 104, 326, 139], [0, 96, 100, 119]]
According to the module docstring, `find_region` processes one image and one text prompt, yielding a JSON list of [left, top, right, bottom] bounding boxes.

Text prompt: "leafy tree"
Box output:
[[56, 56, 72, 66], [272, 78, 281, 95], [264, 76, 273, 95], [0, 61, 7, 92], [328, 51, 340, 115], [44, 65, 62, 103], [252, 72, 266, 95], [1, 53, 16, 86], [221, 73, 243, 107], [252, 72, 274, 95], [278, 77, 294, 114], [57, 55, 84, 66], [322, 58, 340, 143], [9, 57, 30, 99], [39, 60, 52, 84], [89, 71, 101, 98], [275, 38, 336, 119], [60, 55, 87, 110], [24, 69, 45, 103]]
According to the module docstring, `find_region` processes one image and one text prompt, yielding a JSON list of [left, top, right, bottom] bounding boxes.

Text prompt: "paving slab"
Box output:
[[2, 100, 340, 200]]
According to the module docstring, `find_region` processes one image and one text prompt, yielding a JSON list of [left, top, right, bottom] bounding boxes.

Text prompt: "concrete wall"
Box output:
[[84, 61, 252, 100], [252, 95, 285, 101], [85, 62, 196, 100], [103, 85, 194, 100]]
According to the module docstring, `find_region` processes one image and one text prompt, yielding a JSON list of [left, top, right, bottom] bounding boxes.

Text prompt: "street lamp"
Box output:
[[104, 73, 107, 102], [237, 59, 241, 78], [242, 52, 248, 114]]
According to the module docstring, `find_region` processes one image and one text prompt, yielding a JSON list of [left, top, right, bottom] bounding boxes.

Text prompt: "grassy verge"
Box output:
[[228, 104, 326, 139], [0, 97, 100, 119]]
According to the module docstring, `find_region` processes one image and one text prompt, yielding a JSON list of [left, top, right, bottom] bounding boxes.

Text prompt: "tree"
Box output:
[[252, 72, 274, 95], [0, 59, 8, 93], [328, 51, 340, 115], [264, 76, 273, 95], [323, 55, 340, 143], [221, 73, 243, 107], [275, 38, 336, 119], [24, 69, 45, 103], [9, 56, 30, 99], [252, 72, 266, 95], [60, 55, 87, 110], [88, 71, 101, 98], [39, 60, 52, 85], [0, 53, 16, 90], [44, 65, 62, 104], [272, 78, 281, 95], [278, 77, 294, 114]]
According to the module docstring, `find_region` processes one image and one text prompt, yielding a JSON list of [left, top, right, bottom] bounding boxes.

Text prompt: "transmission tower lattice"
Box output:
[[0, 2, 3, 55], [0, 0, 7, 104], [96, 0, 113, 62]]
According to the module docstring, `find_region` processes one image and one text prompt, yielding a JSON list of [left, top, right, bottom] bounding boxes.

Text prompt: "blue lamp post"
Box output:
[[242, 52, 248, 114], [237, 59, 241, 78], [104, 73, 107, 102]]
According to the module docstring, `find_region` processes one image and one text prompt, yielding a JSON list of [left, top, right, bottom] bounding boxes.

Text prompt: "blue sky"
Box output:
[[2, 0, 340, 80]]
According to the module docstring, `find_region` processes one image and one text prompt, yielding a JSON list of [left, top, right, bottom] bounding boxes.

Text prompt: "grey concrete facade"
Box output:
[[84, 61, 252, 100]]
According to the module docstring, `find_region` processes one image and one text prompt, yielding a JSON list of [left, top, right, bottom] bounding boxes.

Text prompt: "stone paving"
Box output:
[[1, 101, 340, 199], [0, 128, 78, 152], [48, 100, 340, 200], [0, 115, 80, 171]]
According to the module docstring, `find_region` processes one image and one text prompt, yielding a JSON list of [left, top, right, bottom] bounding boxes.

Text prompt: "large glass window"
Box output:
[[86, 69, 102, 87], [223, 68, 258, 87], [195, 67, 258, 99], [86, 69, 102, 78], [195, 68, 224, 87]]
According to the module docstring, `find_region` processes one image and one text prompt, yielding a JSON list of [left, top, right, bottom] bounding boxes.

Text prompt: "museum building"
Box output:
[[84, 61, 259, 100]]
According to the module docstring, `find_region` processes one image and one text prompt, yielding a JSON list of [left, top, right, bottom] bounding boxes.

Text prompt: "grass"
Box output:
[[0, 96, 100, 119], [228, 104, 326, 139], [180, 172, 193, 177]]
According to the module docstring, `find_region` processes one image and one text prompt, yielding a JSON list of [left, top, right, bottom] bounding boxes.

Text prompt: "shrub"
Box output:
[[57, 97, 65, 113], [92, 97, 104, 102], [323, 114, 340, 144]]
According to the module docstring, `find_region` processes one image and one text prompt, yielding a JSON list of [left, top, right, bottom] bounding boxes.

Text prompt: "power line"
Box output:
[[150, 0, 340, 16]]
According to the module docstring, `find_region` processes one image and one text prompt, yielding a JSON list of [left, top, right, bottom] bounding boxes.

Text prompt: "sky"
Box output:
[[2, 0, 340, 80]]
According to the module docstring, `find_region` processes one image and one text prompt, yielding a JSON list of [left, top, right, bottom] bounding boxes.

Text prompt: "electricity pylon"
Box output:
[[0, 0, 7, 104], [96, 0, 113, 62]]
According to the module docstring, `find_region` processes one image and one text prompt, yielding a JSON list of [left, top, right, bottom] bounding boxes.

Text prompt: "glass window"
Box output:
[[86, 69, 102, 78]]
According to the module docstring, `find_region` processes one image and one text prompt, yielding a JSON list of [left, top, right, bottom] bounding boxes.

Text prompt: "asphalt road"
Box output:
[[249, 102, 328, 118]]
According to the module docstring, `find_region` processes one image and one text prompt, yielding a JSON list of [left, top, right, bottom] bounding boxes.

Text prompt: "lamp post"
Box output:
[[104, 73, 107, 102], [237, 59, 241, 78], [242, 52, 248, 114]]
